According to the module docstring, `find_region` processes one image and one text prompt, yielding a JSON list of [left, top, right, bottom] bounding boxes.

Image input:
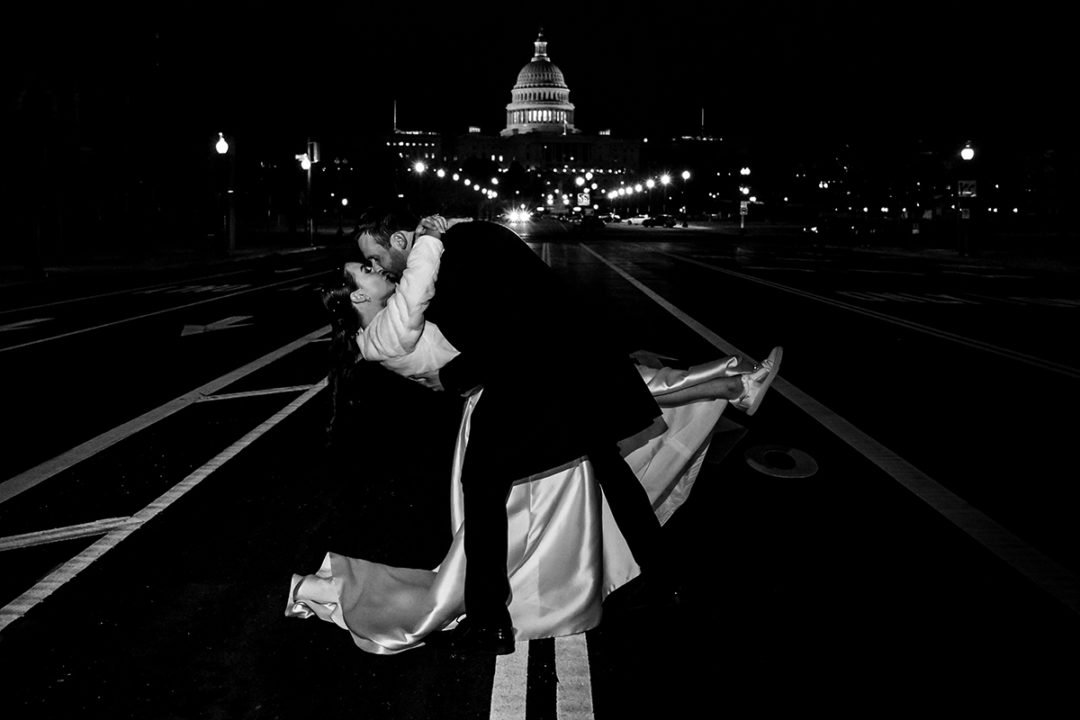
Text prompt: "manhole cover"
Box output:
[[744, 444, 819, 478]]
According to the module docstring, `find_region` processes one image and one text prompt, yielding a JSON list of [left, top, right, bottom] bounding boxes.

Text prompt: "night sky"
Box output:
[[6, 1, 1076, 148]]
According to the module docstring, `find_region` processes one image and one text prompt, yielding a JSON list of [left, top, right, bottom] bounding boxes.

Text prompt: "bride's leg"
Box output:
[[654, 376, 744, 407]]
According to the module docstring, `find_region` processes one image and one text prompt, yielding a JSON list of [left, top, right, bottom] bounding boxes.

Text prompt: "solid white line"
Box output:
[[0, 380, 327, 633], [555, 634, 594, 719], [656, 249, 1080, 379], [0, 269, 250, 317], [0, 270, 330, 354], [197, 384, 319, 402], [0, 326, 330, 506], [490, 642, 530, 720], [0, 517, 135, 552], [579, 244, 1080, 615]]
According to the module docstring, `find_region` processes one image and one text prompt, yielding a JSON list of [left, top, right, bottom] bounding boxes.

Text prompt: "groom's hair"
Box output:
[[354, 205, 419, 248]]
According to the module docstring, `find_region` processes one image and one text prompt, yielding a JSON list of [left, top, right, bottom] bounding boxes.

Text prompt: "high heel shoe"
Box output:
[[732, 347, 782, 417], [284, 574, 314, 619]]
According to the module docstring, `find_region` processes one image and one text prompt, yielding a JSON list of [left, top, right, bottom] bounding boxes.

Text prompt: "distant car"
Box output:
[[574, 215, 606, 231], [642, 214, 677, 228], [597, 213, 621, 224]]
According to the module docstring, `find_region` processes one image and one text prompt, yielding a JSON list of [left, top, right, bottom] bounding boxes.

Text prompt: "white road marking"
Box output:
[[579, 243, 1080, 616], [0, 326, 330, 506], [0, 270, 329, 355], [655, 248, 1080, 380], [490, 642, 530, 720], [0, 380, 327, 633], [0, 269, 250, 316], [198, 384, 319, 402], [0, 317, 53, 333], [555, 634, 594, 719], [180, 315, 254, 336], [0, 517, 136, 552]]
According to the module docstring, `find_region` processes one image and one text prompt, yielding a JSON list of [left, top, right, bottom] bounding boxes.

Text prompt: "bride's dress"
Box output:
[[286, 356, 747, 655]]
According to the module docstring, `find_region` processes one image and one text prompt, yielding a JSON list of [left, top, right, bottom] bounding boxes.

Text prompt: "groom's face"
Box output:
[[358, 230, 412, 282]]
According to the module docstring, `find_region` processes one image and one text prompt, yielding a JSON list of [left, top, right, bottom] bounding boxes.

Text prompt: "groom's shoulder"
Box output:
[[444, 220, 526, 248]]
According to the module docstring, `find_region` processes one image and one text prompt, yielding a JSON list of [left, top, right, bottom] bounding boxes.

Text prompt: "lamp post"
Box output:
[[739, 167, 751, 233], [214, 132, 236, 253], [957, 140, 976, 256], [660, 174, 671, 214], [680, 170, 691, 226], [295, 139, 318, 246]]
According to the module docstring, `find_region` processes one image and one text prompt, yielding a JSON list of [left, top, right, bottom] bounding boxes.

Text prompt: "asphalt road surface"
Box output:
[[1, 220, 1078, 718]]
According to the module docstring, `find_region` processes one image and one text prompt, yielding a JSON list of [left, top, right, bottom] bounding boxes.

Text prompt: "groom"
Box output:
[[356, 207, 674, 655]]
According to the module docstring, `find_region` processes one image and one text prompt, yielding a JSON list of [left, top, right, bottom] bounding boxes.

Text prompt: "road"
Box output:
[[1, 221, 1078, 718]]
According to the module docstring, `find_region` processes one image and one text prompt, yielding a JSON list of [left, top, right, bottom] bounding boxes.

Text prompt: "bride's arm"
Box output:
[[356, 233, 443, 361]]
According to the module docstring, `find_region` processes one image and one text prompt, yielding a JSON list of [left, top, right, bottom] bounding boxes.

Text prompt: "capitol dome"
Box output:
[[501, 31, 578, 137]]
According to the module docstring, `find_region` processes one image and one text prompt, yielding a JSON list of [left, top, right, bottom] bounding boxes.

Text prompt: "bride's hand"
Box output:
[[417, 215, 449, 239], [410, 370, 445, 392]]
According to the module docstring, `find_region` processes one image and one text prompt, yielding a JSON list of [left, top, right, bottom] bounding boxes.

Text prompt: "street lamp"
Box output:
[[214, 132, 235, 253], [960, 142, 975, 161], [295, 138, 318, 246], [680, 170, 691, 225], [660, 174, 671, 213]]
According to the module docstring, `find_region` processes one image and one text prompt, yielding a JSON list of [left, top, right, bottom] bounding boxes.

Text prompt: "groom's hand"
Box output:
[[411, 370, 445, 392]]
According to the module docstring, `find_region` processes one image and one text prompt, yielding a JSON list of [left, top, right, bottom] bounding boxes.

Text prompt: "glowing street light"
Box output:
[[213, 132, 234, 252], [681, 170, 691, 180], [960, 142, 975, 161], [576, 176, 586, 187], [740, 167, 751, 176], [413, 161, 426, 174]]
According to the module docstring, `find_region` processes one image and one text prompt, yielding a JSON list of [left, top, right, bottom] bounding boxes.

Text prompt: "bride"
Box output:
[[286, 215, 782, 655]]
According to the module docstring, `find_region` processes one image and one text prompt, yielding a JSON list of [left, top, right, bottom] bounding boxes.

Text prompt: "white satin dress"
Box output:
[[286, 355, 747, 655]]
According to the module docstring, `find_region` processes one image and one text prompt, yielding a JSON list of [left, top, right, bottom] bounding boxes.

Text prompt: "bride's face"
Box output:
[[344, 262, 395, 306]]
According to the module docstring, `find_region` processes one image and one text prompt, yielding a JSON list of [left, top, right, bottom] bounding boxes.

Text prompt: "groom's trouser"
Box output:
[[461, 441, 665, 628]]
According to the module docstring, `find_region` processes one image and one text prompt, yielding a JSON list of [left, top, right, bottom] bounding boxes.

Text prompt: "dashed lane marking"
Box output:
[[0, 380, 327, 633], [652, 248, 1080, 380], [578, 243, 1080, 617], [0, 317, 53, 332], [491, 642, 529, 720], [836, 290, 982, 304], [0, 270, 330, 355], [555, 634, 594, 719], [180, 315, 254, 336], [0, 326, 330, 506], [0, 268, 250, 316]]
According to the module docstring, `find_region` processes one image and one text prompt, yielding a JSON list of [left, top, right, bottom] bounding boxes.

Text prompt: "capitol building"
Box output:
[[392, 31, 642, 177], [500, 31, 579, 137]]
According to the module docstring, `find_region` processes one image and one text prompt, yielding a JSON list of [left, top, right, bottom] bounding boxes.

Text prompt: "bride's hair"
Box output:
[[321, 272, 362, 445]]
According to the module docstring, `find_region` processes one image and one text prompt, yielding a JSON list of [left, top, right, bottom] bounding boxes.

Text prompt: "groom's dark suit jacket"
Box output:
[[424, 220, 660, 481]]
